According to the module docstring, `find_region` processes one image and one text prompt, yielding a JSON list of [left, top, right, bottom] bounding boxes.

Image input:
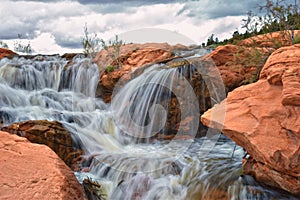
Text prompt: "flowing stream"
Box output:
[[0, 54, 297, 200]]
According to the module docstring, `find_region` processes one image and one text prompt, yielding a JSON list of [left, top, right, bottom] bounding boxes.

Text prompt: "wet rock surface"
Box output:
[[1, 120, 83, 170], [94, 43, 185, 103], [95, 43, 216, 137], [114, 56, 226, 138]]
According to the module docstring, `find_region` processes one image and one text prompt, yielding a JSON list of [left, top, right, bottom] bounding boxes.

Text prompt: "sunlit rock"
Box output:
[[0, 131, 84, 199], [201, 44, 300, 196]]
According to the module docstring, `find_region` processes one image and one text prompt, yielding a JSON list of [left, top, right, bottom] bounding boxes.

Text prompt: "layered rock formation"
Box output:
[[0, 131, 84, 199], [201, 44, 300, 196], [0, 48, 17, 59], [1, 120, 83, 170]]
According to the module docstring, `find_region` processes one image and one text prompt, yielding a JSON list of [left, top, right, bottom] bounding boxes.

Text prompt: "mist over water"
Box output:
[[0, 54, 296, 199]]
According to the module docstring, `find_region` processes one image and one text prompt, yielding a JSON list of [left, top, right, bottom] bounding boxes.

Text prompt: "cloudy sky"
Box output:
[[0, 0, 262, 54]]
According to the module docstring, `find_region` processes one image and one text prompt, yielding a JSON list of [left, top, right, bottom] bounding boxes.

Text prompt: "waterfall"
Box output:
[[111, 64, 199, 142], [0, 54, 296, 200]]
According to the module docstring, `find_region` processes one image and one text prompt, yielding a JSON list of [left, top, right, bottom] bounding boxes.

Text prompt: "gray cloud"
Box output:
[[54, 36, 82, 48], [0, 23, 37, 40], [10, 0, 177, 5], [0, 0, 88, 40], [10, 0, 60, 1], [78, 0, 180, 14], [77, 0, 177, 5], [179, 0, 262, 19]]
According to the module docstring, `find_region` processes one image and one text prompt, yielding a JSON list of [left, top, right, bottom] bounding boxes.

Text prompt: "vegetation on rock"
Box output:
[[81, 23, 102, 56], [81, 23, 124, 64], [13, 34, 33, 54], [0, 41, 8, 49]]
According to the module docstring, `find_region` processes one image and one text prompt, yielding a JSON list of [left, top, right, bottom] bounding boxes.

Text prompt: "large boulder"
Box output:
[[201, 44, 300, 196], [1, 120, 83, 170], [0, 48, 17, 60], [0, 131, 84, 199]]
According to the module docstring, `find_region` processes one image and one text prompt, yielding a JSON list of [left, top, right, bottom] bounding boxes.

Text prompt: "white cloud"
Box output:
[[31, 32, 82, 54], [0, 0, 252, 54], [3, 32, 82, 54], [118, 28, 196, 45]]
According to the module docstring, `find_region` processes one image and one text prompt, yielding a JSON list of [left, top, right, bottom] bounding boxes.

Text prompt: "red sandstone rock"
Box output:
[[0, 48, 17, 59], [1, 120, 83, 170], [201, 44, 300, 196], [281, 69, 300, 106], [243, 157, 300, 195], [93, 43, 186, 70], [260, 44, 300, 83], [260, 44, 300, 106], [94, 43, 187, 102], [0, 131, 84, 199], [239, 30, 300, 48], [201, 44, 272, 90]]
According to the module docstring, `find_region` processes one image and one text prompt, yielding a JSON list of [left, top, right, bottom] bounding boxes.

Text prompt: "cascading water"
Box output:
[[0, 54, 297, 200]]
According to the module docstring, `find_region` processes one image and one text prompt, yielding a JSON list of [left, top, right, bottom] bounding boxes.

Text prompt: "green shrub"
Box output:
[[101, 35, 124, 68], [0, 41, 8, 49], [13, 34, 33, 54], [294, 34, 300, 44], [81, 23, 101, 56], [105, 65, 115, 73], [132, 47, 139, 52], [226, 46, 272, 85]]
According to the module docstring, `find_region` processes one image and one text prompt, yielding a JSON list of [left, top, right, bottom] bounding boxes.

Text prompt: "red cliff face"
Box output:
[[0, 131, 85, 199], [201, 44, 300, 196]]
